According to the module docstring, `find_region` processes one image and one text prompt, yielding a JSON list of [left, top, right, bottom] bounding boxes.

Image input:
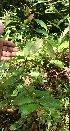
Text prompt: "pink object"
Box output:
[[0, 22, 4, 35]]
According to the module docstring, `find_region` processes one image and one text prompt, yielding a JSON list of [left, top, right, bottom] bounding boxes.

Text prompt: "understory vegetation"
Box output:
[[0, 0, 69, 131]]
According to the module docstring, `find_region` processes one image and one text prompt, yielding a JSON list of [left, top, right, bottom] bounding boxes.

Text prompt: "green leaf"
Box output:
[[10, 124, 16, 131], [11, 85, 23, 96], [30, 38, 43, 55], [34, 90, 50, 98], [45, 5, 56, 13], [3, 76, 16, 86], [47, 38, 58, 48], [16, 55, 25, 60], [34, 90, 60, 109], [24, 39, 43, 57], [58, 26, 69, 43], [30, 71, 40, 78], [19, 104, 38, 116], [38, 97, 60, 109], [12, 89, 18, 96], [0, 62, 9, 71], [50, 60, 64, 68], [58, 41, 69, 52], [24, 41, 34, 57], [35, 29, 48, 36], [3, 67, 24, 86], [13, 91, 29, 105], [35, 19, 47, 30], [44, 39, 55, 59], [14, 97, 34, 105]]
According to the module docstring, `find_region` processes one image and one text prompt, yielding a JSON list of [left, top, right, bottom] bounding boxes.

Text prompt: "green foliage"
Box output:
[[0, 0, 69, 130], [19, 104, 38, 116], [49, 60, 64, 68], [35, 19, 47, 31], [24, 38, 43, 57], [58, 40, 69, 52]]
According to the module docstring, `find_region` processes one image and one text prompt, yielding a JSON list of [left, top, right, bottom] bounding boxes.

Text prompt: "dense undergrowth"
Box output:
[[0, 0, 69, 131]]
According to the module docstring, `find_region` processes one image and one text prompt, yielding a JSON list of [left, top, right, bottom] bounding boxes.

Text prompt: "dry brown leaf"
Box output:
[[27, 13, 34, 23]]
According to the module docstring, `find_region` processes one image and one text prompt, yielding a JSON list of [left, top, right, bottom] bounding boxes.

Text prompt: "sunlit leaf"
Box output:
[[30, 71, 40, 78], [35, 19, 47, 30], [11, 85, 23, 96], [50, 60, 64, 68], [58, 41, 69, 52], [30, 38, 43, 55], [24, 41, 34, 57], [58, 26, 69, 43], [44, 39, 55, 59], [4, 12, 12, 27]]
